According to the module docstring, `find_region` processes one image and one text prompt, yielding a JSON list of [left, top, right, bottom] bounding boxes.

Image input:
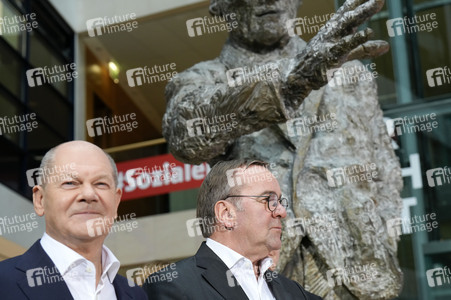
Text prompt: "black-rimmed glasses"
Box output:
[[223, 193, 289, 212]]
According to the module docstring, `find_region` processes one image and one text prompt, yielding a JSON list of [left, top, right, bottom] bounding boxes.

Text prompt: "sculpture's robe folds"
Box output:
[[163, 35, 403, 299]]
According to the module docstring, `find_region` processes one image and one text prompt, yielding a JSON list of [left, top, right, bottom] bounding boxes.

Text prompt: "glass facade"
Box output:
[[367, 1, 451, 299], [0, 0, 74, 198]]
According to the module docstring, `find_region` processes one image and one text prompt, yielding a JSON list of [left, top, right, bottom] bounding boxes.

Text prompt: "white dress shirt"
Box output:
[[206, 238, 276, 300], [40, 233, 120, 300]]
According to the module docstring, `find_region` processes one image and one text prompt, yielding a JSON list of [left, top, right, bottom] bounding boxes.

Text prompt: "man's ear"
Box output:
[[214, 200, 237, 230], [33, 186, 45, 216], [113, 187, 122, 219]]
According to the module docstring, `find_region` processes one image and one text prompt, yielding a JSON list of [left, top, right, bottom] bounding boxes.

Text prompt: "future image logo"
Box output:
[[285, 213, 338, 238], [186, 217, 203, 237], [326, 163, 378, 188], [126, 64, 178, 87], [26, 64, 78, 87], [140, 264, 178, 285], [386, 213, 438, 237], [326, 263, 378, 287], [386, 14, 438, 37], [326, 63, 378, 87], [226, 63, 279, 88], [426, 167, 451, 187], [86, 13, 138, 37], [186, 114, 237, 137], [86, 213, 138, 237], [25, 266, 71, 288], [26, 268, 46, 287], [25, 163, 77, 187], [225, 163, 277, 188], [0, 13, 38, 35], [426, 67, 451, 87], [392, 113, 438, 136], [0, 213, 38, 236], [86, 113, 138, 137], [26, 68, 45, 87], [186, 216, 234, 238], [0, 113, 38, 137], [286, 113, 337, 137], [426, 267, 451, 287], [186, 14, 238, 37], [286, 13, 335, 37], [386, 218, 403, 238], [126, 268, 147, 287]]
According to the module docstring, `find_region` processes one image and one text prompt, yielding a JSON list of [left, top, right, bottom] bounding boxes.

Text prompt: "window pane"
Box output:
[[423, 112, 451, 242], [368, 13, 398, 105], [0, 91, 20, 145], [0, 41, 23, 98], [28, 84, 71, 138], [0, 0, 25, 54], [27, 121, 66, 152], [0, 139, 21, 193], [415, 5, 451, 99], [29, 32, 69, 96]]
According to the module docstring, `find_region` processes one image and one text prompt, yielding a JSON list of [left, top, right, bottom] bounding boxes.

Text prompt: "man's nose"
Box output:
[[79, 184, 99, 202], [274, 202, 287, 218]]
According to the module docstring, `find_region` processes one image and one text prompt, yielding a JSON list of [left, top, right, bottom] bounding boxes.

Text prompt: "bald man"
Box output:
[[0, 141, 147, 300]]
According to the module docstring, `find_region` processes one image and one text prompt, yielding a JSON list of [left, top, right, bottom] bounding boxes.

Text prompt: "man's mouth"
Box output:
[[73, 211, 101, 216], [255, 9, 281, 17]]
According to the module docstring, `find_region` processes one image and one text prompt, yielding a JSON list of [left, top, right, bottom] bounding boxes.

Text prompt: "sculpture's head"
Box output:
[[209, 0, 302, 51]]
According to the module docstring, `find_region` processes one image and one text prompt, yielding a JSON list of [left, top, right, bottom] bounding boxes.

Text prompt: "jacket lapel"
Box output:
[[15, 240, 73, 300], [113, 278, 133, 300], [196, 242, 249, 300], [266, 270, 310, 300], [266, 271, 284, 300]]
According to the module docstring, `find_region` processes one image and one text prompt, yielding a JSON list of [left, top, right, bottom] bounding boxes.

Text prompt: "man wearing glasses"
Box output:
[[142, 159, 321, 299]]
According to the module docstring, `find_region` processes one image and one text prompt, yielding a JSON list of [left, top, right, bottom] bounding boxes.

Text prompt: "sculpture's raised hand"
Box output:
[[283, 0, 389, 100]]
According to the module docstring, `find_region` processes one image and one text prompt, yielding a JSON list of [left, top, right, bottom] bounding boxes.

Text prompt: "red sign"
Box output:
[[116, 153, 210, 201]]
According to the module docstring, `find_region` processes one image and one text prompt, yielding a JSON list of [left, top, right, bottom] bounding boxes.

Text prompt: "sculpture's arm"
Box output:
[[162, 61, 291, 164], [163, 0, 390, 165], [284, 0, 389, 101]]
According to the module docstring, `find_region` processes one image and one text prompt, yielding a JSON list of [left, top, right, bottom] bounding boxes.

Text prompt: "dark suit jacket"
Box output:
[[142, 242, 322, 300], [0, 240, 148, 300]]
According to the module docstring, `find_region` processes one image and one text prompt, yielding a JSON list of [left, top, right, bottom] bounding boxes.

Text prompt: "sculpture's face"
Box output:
[[216, 0, 301, 48]]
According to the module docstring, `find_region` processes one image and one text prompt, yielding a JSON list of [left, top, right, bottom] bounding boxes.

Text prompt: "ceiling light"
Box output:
[[108, 61, 120, 84]]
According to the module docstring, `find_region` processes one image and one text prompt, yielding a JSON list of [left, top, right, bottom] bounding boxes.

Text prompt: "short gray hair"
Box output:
[[196, 159, 268, 238], [39, 144, 118, 187]]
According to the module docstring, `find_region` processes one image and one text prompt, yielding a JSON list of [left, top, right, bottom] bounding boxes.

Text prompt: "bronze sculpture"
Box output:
[[163, 0, 403, 298]]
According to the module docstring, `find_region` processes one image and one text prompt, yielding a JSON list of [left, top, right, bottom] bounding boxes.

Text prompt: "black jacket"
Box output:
[[142, 242, 322, 300]]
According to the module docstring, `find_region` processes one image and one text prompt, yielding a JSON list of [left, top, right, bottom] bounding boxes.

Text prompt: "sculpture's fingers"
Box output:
[[319, 0, 385, 40], [336, 0, 384, 16], [336, 0, 368, 14], [328, 28, 373, 64], [346, 40, 390, 61], [320, 0, 367, 39], [351, 0, 385, 23]]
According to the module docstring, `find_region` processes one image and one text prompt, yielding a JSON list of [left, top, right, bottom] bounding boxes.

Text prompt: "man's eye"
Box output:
[[62, 181, 76, 186]]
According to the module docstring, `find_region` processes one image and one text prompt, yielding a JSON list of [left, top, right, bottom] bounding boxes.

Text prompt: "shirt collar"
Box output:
[[259, 257, 274, 276], [206, 238, 244, 270], [101, 242, 121, 283], [40, 232, 120, 282], [206, 238, 273, 274]]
